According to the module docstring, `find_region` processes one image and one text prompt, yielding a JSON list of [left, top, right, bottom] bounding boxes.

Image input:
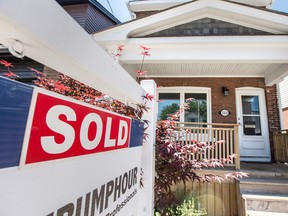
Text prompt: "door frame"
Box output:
[[235, 87, 271, 162]]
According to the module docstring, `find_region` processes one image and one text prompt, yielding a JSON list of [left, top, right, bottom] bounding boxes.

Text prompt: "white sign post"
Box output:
[[139, 80, 158, 216]]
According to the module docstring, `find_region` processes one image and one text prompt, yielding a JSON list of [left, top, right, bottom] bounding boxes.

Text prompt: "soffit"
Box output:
[[122, 63, 288, 79]]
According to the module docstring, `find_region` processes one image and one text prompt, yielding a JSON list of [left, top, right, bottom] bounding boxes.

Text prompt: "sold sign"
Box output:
[[21, 90, 134, 166]]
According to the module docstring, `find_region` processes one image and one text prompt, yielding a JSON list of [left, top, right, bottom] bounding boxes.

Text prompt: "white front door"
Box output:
[[236, 88, 270, 162]]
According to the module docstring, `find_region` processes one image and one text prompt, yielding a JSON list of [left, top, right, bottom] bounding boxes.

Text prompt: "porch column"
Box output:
[[139, 80, 157, 216]]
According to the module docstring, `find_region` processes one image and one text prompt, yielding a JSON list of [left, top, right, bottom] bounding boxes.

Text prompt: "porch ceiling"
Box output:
[[122, 62, 288, 79], [110, 36, 288, 85]]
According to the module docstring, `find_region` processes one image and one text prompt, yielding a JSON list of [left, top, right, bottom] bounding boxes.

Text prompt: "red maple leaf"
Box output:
[[28, 67, 42, 75], [135, 69, 147, 76], [140, 51, 151, 56], [0, 59, 13, 67], [117, 44, 124, 52], [54, 83, 70, 92], [139, 45, 151, 56], [139, 45, 151, 51], [3, 71, 19, 78], [144, 93, 154, 101]]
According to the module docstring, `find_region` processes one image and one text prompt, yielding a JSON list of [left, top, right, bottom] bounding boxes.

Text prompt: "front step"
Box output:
[[243, 194, 288, 216], [239, 178, 288, 195]]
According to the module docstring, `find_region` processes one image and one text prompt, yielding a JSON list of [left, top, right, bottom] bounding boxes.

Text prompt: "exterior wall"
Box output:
[[62, 4, 118, 34], [154, 77, 266, 123], [144, 18, 272, 37], [154, 77, 281, 161], [265, 85, 281, 161], [135, 11, 159, 19], [62, 4, 88, 28], [266, 85, 281, 132], [283, 108, 288, 129], [85, 4, 117, 33]]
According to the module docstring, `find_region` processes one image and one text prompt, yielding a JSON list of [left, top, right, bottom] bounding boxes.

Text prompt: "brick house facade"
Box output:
[[94, 0, 288, 162]]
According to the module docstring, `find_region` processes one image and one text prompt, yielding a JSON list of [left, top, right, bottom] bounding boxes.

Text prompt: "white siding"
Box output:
[[280, 76, 288, 109]]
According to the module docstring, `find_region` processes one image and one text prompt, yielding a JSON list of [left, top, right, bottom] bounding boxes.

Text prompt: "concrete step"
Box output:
[[243, 170, 288, 180], [242, 194, 288, 216], [239, 178, 288, 195]]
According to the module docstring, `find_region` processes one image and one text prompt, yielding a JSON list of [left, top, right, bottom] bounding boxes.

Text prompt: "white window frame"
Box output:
[[157, 87, 212, 123]]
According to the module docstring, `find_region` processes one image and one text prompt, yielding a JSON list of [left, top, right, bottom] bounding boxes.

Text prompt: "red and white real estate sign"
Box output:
[[23, 91, 131, 165], [0, 84, 144, 216]]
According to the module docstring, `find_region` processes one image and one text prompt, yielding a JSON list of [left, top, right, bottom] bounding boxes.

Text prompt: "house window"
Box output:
[[241, 95, 262, 136], [157, 87, 211, 123]]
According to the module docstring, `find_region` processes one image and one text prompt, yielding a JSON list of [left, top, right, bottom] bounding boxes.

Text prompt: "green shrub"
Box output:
[[175, 195, 206, 216], [155, 195, 207, 216]]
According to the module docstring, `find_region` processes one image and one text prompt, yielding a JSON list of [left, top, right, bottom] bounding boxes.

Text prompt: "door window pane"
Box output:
[[158, 93, 180, 120], [241, 95, 261, 136], [243, 116, 262, 136], [184, 93, 207, 123], [242, 96, 260, 115]]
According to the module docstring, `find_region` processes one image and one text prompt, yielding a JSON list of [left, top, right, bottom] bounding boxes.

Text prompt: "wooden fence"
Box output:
[[273, 130, 288, 162], [174, 180, 238, 216], [174, 122, 240, 169]]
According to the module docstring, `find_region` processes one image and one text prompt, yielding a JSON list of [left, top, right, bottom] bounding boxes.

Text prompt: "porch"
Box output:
[[174, 122, 288, 215], [174, 122, 241, 169]]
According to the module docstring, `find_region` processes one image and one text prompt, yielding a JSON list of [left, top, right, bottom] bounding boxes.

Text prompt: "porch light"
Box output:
[[222, 87, 229, 96]]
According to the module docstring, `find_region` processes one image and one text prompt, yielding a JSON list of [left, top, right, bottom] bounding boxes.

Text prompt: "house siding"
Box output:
[[62, 4, 117, 34], [62, 4, 88, 28], [144, 18, 273, 37], [135, 11, 159, 19], [85, 4, 117, 34]]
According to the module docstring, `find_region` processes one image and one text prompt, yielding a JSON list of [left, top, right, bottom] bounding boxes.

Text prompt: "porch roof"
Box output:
[[93, 0, 288, 85]]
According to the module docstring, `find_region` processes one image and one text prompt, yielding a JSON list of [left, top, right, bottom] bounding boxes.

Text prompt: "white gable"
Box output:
[[94, 0, 288, 41], [128, 0, 274, 13]]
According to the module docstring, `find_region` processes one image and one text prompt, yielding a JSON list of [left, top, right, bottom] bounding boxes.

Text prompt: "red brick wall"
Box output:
[[265, 85, 281, 133], [154, 77, 266, 123], [265, 85, 281, 161], [154, 78, 281, 161]]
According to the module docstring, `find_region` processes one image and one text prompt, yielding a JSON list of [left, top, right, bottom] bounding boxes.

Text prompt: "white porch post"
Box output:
[[139, 80, 157, 216]]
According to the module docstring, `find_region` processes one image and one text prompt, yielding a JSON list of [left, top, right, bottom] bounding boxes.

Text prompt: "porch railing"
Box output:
[[273, 130, 288, 163], [173, 122, 240, 169]]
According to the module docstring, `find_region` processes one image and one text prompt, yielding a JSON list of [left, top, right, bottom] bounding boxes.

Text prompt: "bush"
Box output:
[[155, 195, 207, 216], [154, 118, 248, 214]]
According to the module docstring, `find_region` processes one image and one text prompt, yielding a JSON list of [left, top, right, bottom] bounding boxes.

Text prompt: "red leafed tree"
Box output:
[[154, 100, 248, 214], [33, 71, 137, 118]]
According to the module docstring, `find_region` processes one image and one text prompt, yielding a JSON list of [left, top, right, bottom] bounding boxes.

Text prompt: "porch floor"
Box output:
[[240, 162, 288, 178]]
